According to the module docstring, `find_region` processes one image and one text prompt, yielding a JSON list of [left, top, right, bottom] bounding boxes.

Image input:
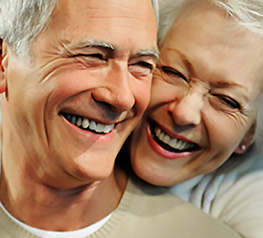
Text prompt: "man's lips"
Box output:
[[148, 120, 201, 157], [62, 113, 115, 134]]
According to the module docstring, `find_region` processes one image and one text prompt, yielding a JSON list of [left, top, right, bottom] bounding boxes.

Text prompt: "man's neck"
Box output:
[[0, 165, 127, 231]]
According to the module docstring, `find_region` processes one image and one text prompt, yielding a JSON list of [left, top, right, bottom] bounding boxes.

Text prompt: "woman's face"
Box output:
[[130, 3, 263, 186]]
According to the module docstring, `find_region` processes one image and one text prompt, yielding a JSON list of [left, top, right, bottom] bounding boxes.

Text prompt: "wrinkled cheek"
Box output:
[[136, 81, 152, 115], [129, 120, 148, 161], [2, 100, 47, 162], [54, 69, 106, 96], [200, 149, 233, 174]]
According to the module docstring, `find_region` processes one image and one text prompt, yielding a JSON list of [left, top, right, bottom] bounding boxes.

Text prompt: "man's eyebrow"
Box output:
[[68, 39, 116, 52], [133, 49, 159, 62], [67, 39, 159, 62]]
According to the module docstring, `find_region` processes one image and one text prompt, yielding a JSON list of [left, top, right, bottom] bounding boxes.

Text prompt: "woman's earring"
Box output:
[[241, 144, 247, 151]]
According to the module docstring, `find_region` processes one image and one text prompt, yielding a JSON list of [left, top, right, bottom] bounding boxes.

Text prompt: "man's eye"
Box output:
[[129, 61, 154, 77], [137, 61, 154, 70], [74, 53, 106, 60], [69, 53, 107, 68], [213, 94, 241, 109]]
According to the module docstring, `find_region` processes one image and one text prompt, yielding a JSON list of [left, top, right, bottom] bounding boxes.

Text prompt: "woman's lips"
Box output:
[[147, 121, 200, 159]]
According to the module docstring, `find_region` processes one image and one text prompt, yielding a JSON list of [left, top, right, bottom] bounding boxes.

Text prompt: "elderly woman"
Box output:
[[128, 0, 263, 237]]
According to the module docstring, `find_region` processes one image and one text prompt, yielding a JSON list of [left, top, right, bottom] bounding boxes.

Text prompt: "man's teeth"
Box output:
[[154, 127, 195, 150], [64, 114, 114, 134]]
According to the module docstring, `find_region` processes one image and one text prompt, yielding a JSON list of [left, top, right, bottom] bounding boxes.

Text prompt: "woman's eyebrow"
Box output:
[[211, 80, 245, 89], [165, 48, 194, 73]]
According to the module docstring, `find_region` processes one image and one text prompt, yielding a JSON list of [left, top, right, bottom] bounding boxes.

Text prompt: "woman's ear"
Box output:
[[0, 38, 8, 94], [235, 123, 256, 154]]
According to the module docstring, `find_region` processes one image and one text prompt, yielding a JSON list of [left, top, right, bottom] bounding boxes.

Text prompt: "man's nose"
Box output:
[[168, 92, 204, 127], [91, 67, 135, 113]]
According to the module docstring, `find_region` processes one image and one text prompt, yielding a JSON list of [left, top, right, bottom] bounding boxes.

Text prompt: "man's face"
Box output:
[[1, 0, 157, 188]]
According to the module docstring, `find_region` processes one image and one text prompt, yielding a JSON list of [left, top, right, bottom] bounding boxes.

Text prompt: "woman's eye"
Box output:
[[214, 94, 241, 109], [161, 66, 188, 82]]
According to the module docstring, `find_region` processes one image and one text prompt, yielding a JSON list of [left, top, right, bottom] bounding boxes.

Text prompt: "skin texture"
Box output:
[[0, 0, 157, 231], [130, 2, 263, 187]]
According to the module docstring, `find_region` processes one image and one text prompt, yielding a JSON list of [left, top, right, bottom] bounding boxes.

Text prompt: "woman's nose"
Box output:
[[168, 92, 204, 127]]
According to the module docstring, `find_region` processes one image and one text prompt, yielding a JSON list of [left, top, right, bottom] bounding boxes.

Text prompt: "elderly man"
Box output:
[[0, 0, 242, 237]]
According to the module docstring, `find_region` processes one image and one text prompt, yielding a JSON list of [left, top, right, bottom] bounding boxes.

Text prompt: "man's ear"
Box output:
[[0, 38, 8, 94], [235, 123, 256, 154]]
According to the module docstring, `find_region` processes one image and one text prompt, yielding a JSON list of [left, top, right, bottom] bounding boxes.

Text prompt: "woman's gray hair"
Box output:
[[0, 0, 159, 59], [158, 0, 263, 44], [158, 0, 263, 171]]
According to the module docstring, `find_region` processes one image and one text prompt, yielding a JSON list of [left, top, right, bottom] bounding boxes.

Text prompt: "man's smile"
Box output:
[[62, 113, 115, 134]]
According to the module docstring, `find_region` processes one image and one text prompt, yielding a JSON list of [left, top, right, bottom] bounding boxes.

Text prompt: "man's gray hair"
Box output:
[[0, 0, 57, 58], [0, 0, 159, 59]]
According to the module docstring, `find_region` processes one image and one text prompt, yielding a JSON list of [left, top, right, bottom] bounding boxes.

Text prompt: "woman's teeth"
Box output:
[[64, 114, 114, 134], [154, 127, 195, 151]]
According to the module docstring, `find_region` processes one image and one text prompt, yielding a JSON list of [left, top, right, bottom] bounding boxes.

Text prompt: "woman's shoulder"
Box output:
[[200, 157, 263, 237], [170, 155, 263, 237], [209, 169, 263, 237]]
